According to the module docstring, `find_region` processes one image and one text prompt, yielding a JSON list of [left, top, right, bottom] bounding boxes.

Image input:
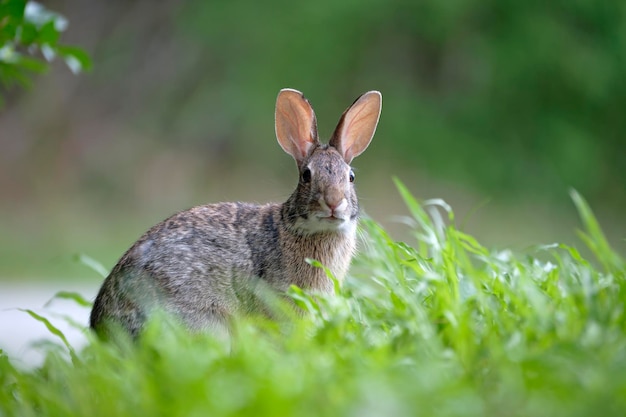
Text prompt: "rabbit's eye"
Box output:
[[301, 168, 312, 183], [349, 170, 355, 183]]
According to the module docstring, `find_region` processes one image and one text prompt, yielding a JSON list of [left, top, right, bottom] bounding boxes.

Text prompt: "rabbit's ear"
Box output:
[[329, 91, 382, 164], [275, 88, 320, 165]]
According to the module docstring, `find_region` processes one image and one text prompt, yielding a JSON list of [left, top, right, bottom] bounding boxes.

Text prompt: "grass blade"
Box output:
[[44, 291, 92, 308], [74, 253, 109, 278], [570, 189, 623, 273], [19, 309, 79, 364]]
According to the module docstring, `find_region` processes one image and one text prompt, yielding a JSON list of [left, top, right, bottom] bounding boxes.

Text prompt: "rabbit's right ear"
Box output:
[[275, 88, 320, 165]]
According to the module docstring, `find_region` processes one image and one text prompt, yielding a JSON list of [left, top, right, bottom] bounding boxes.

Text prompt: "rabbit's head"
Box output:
[[276, 89, 382, 235]]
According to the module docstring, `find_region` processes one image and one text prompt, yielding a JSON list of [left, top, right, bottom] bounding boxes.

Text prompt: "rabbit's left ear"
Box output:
[[329, 91, 382, 164]]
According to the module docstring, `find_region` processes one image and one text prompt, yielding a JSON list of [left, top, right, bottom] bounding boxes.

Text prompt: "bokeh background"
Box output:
[[1, 0, 625, 282]]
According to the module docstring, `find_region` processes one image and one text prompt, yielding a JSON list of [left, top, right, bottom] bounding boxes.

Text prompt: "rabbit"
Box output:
[[90, 88, 382, 339]]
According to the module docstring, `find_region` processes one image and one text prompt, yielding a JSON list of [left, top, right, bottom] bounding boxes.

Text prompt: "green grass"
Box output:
[[1, 180, 625, 417]]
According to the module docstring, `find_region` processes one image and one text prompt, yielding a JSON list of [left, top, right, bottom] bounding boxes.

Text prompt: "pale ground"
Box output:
[[0, 281, 99, 368]]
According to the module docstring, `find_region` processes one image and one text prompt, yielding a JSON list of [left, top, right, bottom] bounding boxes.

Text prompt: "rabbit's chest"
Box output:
[[283, 232, 356, 292]]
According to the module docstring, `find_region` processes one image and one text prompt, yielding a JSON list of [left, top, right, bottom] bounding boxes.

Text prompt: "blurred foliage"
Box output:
[[0, 0, 90, 105], [2, 0, 624, 203], [164, 0, 625, 202], [0, 1, 624, 281]]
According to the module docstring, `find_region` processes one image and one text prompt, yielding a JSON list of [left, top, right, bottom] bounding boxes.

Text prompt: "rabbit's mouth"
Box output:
[[316, 206, 348, 222], [291, 210, 354, 235], [321, 215, 343, 223], [313, 212, 352, 231]]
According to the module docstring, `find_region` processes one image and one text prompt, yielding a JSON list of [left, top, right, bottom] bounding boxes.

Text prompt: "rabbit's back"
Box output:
[[90, 202, 286, 336], [127, 203, 271, 281]]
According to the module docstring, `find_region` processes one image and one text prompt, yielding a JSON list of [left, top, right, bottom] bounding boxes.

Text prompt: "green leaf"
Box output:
[[23, 1, 66, 30], [570, 189, 623, 273], [0, 60, 34, 87], [44, 291, 93, 308], [393, 177, 430, 227], [287, 284, 321, 314], [0, 0, 26, 21], [15, 54, 47, 72], [19, 309, 79, 364], [57, 45, 92, 72], [306, 257, 340, 294], [36, 20, 60, 45], [74, 253, 109, 278], [454, 230, 489, 257], [17, 21, 38, 44]]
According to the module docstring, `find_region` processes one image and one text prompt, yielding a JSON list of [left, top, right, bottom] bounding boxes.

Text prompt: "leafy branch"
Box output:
[[0, 0, 91, 103]]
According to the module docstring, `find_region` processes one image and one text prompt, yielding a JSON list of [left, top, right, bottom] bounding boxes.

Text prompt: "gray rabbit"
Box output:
[[90, 88, 382, 339]]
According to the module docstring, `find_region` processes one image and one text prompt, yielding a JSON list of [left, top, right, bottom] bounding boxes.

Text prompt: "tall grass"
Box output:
[[1, 181, 624, 417]]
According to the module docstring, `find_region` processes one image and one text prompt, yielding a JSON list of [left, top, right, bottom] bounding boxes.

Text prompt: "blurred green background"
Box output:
[[1, 0, 624, 281]]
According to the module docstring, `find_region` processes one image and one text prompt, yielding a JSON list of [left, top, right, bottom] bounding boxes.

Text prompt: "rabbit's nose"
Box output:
[[324, 189, 344, 208], [325, 196, 347, 214]]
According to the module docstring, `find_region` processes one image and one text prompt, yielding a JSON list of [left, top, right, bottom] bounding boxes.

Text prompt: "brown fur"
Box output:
[[90, 88, 382, 338]]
